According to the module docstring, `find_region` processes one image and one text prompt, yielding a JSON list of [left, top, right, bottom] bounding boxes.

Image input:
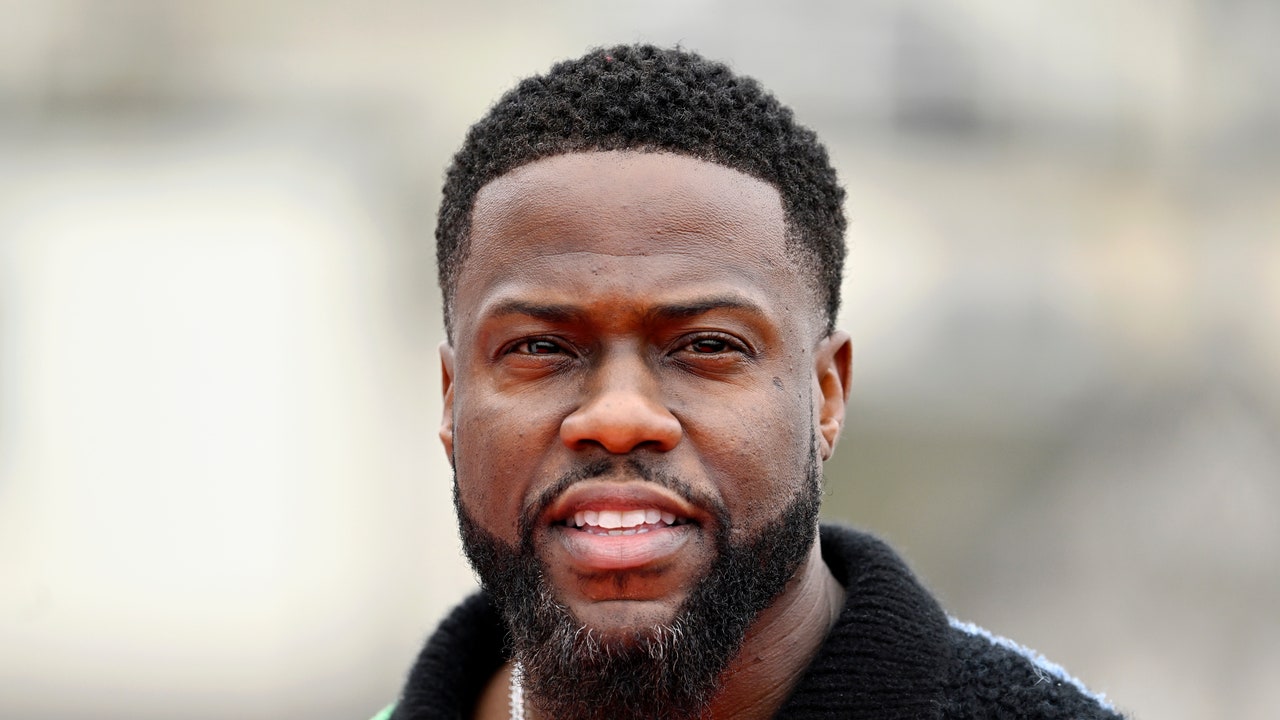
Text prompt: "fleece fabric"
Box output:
[[385, 524, 1124, 719]]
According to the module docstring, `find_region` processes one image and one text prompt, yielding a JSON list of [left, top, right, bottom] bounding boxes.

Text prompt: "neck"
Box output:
[[700, 536, 844, 720]]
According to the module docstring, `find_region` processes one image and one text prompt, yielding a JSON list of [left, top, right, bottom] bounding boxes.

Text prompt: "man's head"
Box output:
[[436, 46, 851, 720], [436, 43, 847, 339]]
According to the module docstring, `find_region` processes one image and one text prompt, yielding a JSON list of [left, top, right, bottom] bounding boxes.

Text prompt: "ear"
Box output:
[[814, 331, 852, 461], [439, 341, 457, 466]]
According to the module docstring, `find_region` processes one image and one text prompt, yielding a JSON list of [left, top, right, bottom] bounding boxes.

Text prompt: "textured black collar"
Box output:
[[776, 525, 950, 719], [392, 525, 950, 720]]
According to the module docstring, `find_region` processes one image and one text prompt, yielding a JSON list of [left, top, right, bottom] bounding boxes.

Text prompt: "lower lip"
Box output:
[[554, 524, 693, 571]]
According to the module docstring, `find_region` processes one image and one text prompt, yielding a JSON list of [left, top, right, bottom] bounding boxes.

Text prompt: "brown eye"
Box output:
[[522, 339, 562, 355], [689, 338, 729, 354]]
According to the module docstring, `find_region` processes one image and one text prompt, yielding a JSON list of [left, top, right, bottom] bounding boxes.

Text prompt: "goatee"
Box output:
[[456, 452, 821, 720]]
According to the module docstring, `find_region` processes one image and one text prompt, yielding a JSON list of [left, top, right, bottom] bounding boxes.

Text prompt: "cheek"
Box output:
[[451, 386, 571, 539], [684, 384, 815, 533]]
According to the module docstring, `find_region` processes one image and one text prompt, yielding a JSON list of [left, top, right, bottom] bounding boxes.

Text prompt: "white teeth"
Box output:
[[569, 507, 684, 531]]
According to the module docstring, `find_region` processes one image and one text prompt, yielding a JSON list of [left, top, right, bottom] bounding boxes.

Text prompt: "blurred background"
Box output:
[[1, 1, 1277, 718]]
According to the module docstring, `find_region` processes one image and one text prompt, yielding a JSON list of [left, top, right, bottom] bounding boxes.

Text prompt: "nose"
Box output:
[[560, 353, 682, 454]]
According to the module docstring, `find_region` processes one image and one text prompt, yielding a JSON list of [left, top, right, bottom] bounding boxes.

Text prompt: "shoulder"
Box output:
[[942, 618, 1125, 720], [390, 591, 507, 720], [813, 524, 1125, 720]]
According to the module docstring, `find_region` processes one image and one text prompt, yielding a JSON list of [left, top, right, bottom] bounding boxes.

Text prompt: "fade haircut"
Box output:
[[436, 43, 847, 338]]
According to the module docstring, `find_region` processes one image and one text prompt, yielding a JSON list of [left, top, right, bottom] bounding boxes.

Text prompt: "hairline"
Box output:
[[444, 147, 832, 342]]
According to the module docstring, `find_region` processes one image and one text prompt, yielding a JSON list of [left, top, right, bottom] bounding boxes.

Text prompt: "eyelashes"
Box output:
[[497, 332, 756, 374], [502, 333, 751, 358]]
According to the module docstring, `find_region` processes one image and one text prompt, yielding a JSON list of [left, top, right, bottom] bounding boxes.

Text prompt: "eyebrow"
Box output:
[[483, 295, 766, 324], [486, 300, 583, 323], [644, 296, 765, 322]]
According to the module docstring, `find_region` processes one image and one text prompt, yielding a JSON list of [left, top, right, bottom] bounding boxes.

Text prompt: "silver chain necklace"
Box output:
[[508, 661, 525, 720]]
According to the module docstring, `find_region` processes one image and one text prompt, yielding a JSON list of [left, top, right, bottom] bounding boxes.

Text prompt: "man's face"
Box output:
[[440, 150, 848, 715]]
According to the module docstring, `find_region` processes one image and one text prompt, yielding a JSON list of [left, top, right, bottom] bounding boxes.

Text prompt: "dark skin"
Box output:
[[440, 151, 852, 720]]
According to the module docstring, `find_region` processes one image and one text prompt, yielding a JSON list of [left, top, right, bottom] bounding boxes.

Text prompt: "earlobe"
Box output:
[[439, 341, 456, 465], [815, 331, 852, 461]]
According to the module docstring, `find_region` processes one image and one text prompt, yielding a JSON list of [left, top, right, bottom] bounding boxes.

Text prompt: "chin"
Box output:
[[568, 598, 688, 642]]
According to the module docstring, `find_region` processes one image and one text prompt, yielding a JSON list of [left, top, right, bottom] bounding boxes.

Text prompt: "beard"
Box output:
[[455, 447, 822, 720]]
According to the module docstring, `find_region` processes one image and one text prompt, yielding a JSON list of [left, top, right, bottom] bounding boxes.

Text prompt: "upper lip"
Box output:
[[541, 479, 706, 527]]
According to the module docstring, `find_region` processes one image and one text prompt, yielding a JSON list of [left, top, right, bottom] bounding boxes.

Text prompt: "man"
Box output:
[[381, 45, 1123, 720]]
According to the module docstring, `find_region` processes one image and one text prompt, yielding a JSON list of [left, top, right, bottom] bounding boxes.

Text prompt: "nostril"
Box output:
[[560, 391, 682, 454]]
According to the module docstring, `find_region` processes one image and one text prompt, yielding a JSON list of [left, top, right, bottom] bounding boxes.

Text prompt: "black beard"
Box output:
[[455, 450, 821, 720]]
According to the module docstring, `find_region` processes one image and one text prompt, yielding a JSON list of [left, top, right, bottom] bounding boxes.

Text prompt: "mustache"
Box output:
[[516, 457, 729, 547]]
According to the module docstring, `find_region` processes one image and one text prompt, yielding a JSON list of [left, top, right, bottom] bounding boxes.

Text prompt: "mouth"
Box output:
[[559, 508, 691, 536], [543, 481, 705, 573]]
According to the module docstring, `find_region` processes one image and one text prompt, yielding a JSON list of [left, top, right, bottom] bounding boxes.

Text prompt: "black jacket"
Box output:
[[390, 525, 1124, 719]]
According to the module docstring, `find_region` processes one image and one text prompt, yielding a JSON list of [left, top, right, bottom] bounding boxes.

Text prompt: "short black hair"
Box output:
[[437, 44, 846, 337]]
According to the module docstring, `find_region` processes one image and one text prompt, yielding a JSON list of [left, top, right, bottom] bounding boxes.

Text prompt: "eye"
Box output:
[[689, 337, 730, 354], [496, 335, 579, 374], [673, 332, 750, 360], [511, 338, 566, 355]]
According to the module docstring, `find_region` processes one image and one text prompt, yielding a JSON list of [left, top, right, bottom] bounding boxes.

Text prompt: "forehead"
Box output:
[[472, 150, 784, 240], [454, 151, 814, 335]]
